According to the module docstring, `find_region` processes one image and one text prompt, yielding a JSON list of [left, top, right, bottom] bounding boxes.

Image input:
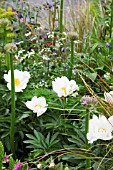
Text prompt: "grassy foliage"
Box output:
[[0, 0, 113, 169]]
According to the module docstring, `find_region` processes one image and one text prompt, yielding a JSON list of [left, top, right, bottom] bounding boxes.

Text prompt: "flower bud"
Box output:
[[49, 162, 55, 168], [68, 32, 77, 40], [81, 95, 98, 106], [0, 18, 11, 27], [4, 43, 17, 53], [37, 163, 42, 169]]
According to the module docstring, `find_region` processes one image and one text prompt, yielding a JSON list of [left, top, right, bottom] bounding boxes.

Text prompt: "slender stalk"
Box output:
[[69, 38, 74, 79], [59, 0, 63, 39], [6, 52, 10, 70], [4, 29, 10, 70], [85, 110, 91, 169], [10, 53, 16, 157], [110, 0, 113, 38]]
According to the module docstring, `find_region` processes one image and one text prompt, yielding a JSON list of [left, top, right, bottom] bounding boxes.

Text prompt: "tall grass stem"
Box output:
[[59, 0, 63, 39], [69, 38, 74, 79], [85, 111, 91, 169], [10, 54, 16, 157]]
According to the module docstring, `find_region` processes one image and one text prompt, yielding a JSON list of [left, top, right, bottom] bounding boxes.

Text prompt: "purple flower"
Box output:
[[81, 55, 85, 59], [106, 43, 110, 47], [81, 98, 87, 105], [14, 162, 22, 170], [12, 7, 17, 13], [61, 47, 65, 52], [101, 0, 105, 3], [81, 95, 98, 106], [4, 155, 9, 162], [18, 13, 23, 19], [41, 34, 48, 39], [46, 2, 53, 9]]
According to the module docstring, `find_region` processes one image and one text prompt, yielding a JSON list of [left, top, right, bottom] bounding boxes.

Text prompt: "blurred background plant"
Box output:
[[0, 0, 113, 169]]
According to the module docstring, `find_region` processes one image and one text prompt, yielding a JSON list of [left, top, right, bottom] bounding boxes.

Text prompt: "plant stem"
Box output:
[[85, 110, 91, 169], [110, 0, 113, 38], [69, 38, 74, 79], [6, 52, 10, 70], [59, 0, 63, 39], [10, 53, 16, 157]]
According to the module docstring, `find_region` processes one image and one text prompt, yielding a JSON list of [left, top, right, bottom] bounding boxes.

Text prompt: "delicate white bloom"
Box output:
[[25, 31, 31, 37], [49, 162, 55, 168], [30, 36, 37, 41], [104, 91, 113, 104], [37, 163, 42, 169], [4, 69, 30, 92], [25, 96, 48, 117], [47, 32, 54, 39], [62, 32, 67, 36], [103, 72, 111, 80], [4, 70, 30, 92], [16, 41, 24, 45], [52, 76, 79, 97], [87, 115, 113, 143], [55, 41, 62, 47], [42, 55, 50, 61]]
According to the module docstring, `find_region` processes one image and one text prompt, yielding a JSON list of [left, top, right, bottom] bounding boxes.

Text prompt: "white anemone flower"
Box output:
[[87, 115, 113, 144], [25, 96, 48, 117], [52, 76, 79, 97], [4, 69, 30, 92], [104, 91, 113, 104]]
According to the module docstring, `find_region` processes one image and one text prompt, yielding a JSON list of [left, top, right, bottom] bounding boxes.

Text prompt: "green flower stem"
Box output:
[[85, 110, 91, 169], [110, 0, 113, 38], [6, 52, 10, 70], [10, 53, 15, 157], [59, 0, 64, 39], [4, 29, 10, 70], [69, 38, 74, 79]]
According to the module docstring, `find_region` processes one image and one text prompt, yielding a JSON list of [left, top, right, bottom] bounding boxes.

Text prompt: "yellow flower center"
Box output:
[[98, 127, 106, 133], [61, 87, 67, 95], [14, 78, 21, 86], [34, 103, 42, 108]]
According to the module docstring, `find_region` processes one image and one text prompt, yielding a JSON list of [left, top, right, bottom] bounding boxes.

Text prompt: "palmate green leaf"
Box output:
[[73, 128, 86, 142], [49, 139, 60, 147], [26, 134, 37, 140], [50, 133, 58, 145], [24, 130, 61, 156], [33, 149, 44, 157], [45, 132, 50, 145], [34, 130, 44, 142], [68, 137, 85, 148]]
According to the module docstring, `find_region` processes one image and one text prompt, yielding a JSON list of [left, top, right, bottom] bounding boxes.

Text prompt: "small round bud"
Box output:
[[68, 32, 77, 40], [106, 43, 110, 47], [49, 162, 55, 168], [37, 163, 42, 169], [0, 18, 11, 27], [81, 95, 98, 106], [4, 43, 17, 53]]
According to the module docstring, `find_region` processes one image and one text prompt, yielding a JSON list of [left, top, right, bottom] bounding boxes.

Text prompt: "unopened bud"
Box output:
[[37, 163, 42, 169], [49, 162, 55, 168], [4, 43, 17, 53]]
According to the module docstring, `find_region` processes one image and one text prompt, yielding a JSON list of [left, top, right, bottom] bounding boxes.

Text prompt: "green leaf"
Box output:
[[86, 72, 97, 82]]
